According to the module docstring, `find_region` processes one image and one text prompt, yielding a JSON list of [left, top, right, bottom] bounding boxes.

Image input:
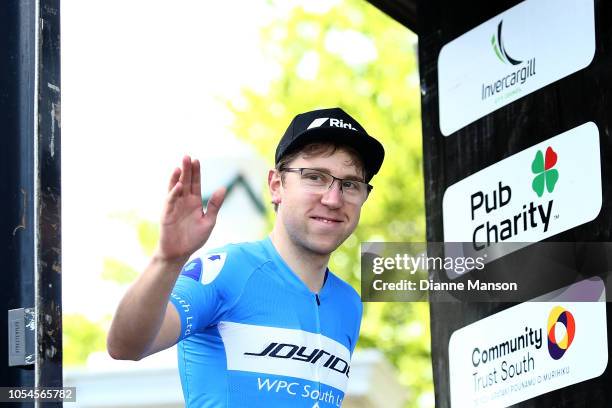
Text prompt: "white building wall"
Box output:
[[64, 349, 406, 408]]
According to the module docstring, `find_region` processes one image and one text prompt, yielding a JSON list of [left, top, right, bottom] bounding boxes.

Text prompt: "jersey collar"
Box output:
[[262, 236, 331, 298]]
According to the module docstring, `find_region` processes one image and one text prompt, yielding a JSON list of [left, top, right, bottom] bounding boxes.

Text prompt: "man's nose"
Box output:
[[321, 179, 344, 208]]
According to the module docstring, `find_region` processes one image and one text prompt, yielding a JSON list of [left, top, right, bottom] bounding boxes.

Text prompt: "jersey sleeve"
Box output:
[[169, 247, 245, 341]]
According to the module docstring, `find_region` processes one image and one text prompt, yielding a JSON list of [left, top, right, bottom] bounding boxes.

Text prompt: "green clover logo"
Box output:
[[532, 146, 559, 197]]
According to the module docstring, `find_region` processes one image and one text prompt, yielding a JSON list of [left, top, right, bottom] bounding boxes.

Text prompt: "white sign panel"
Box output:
[[438, 0, 595, 135], [449, 278, 608, 407], [442, 122, 601, 274]]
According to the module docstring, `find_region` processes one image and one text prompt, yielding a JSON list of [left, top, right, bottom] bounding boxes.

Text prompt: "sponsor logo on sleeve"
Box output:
[[201, 252, 227, 284], [180, 258, 203, 281]]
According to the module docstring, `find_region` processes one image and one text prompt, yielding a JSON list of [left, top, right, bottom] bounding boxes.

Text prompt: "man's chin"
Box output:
[[305, 236, 347, 256]]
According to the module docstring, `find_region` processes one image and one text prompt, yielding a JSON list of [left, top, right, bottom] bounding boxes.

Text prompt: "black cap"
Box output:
[[274, 107, 385, 182]]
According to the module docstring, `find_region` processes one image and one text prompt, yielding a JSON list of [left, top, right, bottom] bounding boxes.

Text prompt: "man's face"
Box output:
[[271, 148, 366, 256]]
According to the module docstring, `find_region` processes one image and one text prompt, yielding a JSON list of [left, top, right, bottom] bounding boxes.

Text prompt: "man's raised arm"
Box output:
[[106, 156, 225, 361]]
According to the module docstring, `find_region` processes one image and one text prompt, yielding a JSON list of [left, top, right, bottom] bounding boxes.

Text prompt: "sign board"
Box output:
[[449, 278, 607, 407], [438, 0, 595, 135], [442, 122, 601, 275]]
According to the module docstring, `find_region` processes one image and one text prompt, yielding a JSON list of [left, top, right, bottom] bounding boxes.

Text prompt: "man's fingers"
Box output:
[[167, 181, 183, 205], [192, 159, 202, 198], [204, 187, 226, 222], [178, 155, 192, 196], [168, 167, 181, 193]]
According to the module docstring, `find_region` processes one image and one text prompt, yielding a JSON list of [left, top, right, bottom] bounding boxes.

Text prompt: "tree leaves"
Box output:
[[229, 1, 431, 406]]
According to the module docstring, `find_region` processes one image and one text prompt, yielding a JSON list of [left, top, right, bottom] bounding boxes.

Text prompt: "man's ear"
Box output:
[[268, 169, 282, 205]]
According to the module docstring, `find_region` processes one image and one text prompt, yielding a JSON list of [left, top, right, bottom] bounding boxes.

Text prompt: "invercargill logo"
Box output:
[[547, 306, 575, 360], [481, 20, 536, 101], [531, 147, 559, 197], [492, 20, 522, 65]]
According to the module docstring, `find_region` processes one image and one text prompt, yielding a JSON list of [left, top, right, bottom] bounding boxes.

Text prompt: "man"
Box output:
[[107, 107, 385, 407]]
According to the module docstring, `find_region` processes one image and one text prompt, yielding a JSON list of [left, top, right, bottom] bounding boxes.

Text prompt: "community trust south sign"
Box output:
[[448, 278, 607, 407]]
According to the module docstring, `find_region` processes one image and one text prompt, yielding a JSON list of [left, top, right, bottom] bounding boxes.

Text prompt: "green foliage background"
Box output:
[[63, 314, 108, 367], [63, 215, 159, 367], [228, 1, 432, 406]]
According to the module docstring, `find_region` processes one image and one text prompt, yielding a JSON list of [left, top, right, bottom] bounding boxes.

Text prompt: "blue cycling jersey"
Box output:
[[169, 237, 363, 408]]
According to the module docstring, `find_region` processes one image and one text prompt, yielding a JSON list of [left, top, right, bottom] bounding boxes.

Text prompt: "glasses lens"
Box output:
[[342, 182, 368, 204], [341, 180, 366, 194], [300, 169, 331, 188]]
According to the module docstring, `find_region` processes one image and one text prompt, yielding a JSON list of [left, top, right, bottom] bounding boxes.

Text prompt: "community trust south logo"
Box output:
[[531, 146, 559, 197], [547, 306, 575, 360]]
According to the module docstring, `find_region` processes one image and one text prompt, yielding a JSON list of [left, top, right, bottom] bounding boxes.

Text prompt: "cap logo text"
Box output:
[[307, 117, 357, 131]]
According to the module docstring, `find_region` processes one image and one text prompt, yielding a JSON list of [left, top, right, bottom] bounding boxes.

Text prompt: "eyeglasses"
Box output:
[[280, 167, 372, 204]]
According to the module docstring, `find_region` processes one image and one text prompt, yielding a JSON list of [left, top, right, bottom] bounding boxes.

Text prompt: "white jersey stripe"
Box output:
[[218, 321, 351, 391]]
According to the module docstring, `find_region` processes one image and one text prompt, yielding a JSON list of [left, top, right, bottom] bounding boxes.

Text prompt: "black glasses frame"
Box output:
[[280, 167, 373, 195]]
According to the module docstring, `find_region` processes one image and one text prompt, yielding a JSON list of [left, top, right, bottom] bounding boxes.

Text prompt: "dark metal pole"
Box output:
[[1, 1, 38, 401], [36, 0, 62, 401], [0, 0, 61, 405]]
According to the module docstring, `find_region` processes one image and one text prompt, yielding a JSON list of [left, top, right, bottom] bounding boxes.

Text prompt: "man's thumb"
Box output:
[[205, 187, 226, 220]]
